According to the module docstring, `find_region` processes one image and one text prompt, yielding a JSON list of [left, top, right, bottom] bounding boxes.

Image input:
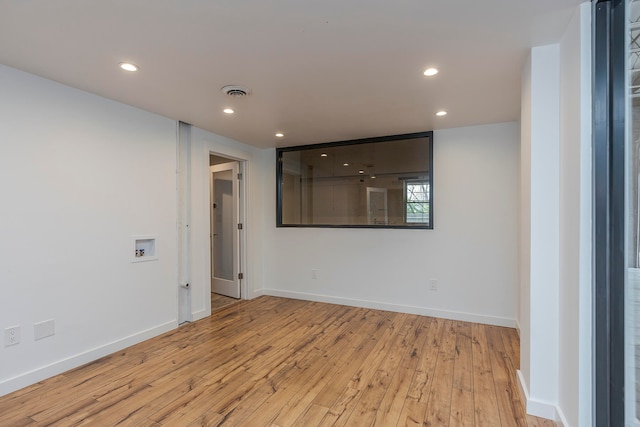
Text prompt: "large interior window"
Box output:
[[276, 132, 433, 229]]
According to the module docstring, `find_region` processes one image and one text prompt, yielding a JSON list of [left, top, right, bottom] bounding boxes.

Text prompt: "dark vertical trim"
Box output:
[[609, 0, 626, 423], [594, 3, 612, 424], [276, 150, 283, 227], [593, 0, 626, 425], [428, 133, 434, 228]]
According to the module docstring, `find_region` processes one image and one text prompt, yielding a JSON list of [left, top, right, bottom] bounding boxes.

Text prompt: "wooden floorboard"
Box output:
[[0, 296, 556, 426], [211, 292, 241, 312]]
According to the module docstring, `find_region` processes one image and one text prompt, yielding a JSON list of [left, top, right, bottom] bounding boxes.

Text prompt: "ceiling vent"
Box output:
[[221, 85, 251, 98]]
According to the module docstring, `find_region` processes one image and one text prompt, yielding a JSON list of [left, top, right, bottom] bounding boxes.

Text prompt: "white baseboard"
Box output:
[[263, 289, 517, 328], [516, 369, 564, 424], [0, 320, 177, 398], [249, 288, 265, 299], [192, 308, 208, 322], [556, 408, 569, 427]]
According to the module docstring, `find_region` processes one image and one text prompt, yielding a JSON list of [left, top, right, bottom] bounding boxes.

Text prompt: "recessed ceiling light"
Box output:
[[371, 175, 377, 179], [321, 153, 328, 157], [119, 62, 139, 72], [359, 170, 364, 174], [436, 110, 447, 116], [275, 133, 284, 138], [223, 108, 235, 114], [343, 163, 349, 166], [424, 68, 438, 77]]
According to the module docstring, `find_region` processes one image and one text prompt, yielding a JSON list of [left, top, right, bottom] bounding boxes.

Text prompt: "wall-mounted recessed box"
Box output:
[[34, 319, 55, 340], [132, 235, 158, 262]]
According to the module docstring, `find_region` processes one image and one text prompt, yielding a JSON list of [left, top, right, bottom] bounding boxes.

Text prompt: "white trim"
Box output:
[[263, 289, 517, 328], [556, 408, 569, 427], [202, 144, 250, 314], [192, 309, 208, 322], [250, 288, 265, 299], [0, 320, 176, 397], [517, 369, 562, 423], [210, 162, 241, 299]]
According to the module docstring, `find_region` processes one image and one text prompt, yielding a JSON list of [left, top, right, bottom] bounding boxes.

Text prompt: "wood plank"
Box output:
[[281, 311, 394, 426], [0, 297, 555, 427], [243, 307, 374, 426], [471, 322, 502, 427], [321, 313, 410, 426], [311, 309, 390, 407], [423, 319, 456, 427], [372, 316, 431, 426], [486, 326, 527, 427], [395, 316, 443, 427], [449, 321, 474, 427], [291, 403, 329, 426], [500, 327, 520, 371]]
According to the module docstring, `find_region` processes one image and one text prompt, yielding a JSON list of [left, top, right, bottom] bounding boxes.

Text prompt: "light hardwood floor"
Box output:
[[211, 292, 240, 312], [0, 296, 555, 426]]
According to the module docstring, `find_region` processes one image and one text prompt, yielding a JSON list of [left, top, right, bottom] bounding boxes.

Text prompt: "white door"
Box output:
[[210, 162, 240, 298], [367, 187, 388, 225]]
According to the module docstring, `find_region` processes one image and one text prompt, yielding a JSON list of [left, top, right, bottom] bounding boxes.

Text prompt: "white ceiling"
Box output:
[[0, 0, 583, 149]]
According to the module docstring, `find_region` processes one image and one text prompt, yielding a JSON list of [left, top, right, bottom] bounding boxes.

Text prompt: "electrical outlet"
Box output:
[[4, 326, 20, 346], [429, 279, 438, 291], [311, 269, 318, 280]]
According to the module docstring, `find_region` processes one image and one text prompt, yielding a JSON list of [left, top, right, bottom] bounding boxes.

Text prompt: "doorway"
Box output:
[[366, 187, 388, 225], [209, 154, 243, 310]]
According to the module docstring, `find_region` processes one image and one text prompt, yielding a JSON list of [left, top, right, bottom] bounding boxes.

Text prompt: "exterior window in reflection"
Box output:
[[405, 180, 430, 224]]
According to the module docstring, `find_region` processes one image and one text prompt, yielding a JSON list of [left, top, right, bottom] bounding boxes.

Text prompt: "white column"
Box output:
[[519, 43, 561, 420]]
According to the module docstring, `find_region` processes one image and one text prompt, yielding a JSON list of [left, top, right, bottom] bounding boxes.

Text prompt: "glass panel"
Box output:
[[213, 172, 233, 281], [277, 132, 432, 228]]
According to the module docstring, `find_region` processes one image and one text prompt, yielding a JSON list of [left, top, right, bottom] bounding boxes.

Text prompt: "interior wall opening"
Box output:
[[209, 153, 244, 313]]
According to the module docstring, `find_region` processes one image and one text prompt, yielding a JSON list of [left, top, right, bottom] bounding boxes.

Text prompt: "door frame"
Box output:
[[366, 186, 388, 225], [210, 162, 240, 298], [208, 152, 247, 306]]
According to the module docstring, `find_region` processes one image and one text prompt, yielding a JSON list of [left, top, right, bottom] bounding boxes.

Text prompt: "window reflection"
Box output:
[[277, 132, 433, 229]]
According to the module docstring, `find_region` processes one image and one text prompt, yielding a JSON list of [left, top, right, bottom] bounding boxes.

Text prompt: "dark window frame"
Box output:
[[276, 131, 434, 229], [594, 1, 626, 425]]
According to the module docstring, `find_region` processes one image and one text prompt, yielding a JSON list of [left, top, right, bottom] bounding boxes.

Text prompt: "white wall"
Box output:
[[518, 4, 592, 425], [263, 122, 520, 326], [558, 3, 592, 427], [519, 43, 562, 421], [520, 53, 532, 391], [0, 65, 179, 395], [188, 126, 266, 321]]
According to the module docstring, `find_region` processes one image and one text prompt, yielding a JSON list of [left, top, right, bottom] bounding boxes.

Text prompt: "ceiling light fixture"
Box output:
[[275, 133, 284, 138], [436, 110, 447, 116], [321, 153, 328, 157], [423, 68, 438, 77], [119, 62, 139, 72], [343, 163, 349, 166], [359, 170, 364, 174], [223, 108, 235, 114]]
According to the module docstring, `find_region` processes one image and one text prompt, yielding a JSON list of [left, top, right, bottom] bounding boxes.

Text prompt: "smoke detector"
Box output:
[[221, 85, 251, 98]]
